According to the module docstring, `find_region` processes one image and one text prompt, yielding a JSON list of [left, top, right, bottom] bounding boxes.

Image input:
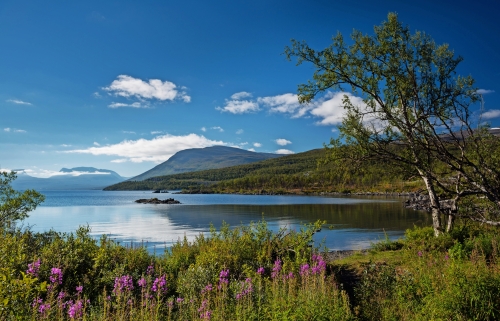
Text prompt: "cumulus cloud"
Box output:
[[309, 92, 358, 126], [231, 92, 252, 100], [201, 127, 207, 132], [248, 148, 255, 152], [103, 75, 190, 103], [258, 93, 310, 118], [67, 134, 226, 163], [477, 89, 495, 95], [275, 138, 291, 146], [108, 102, 144, 108], [482, 109, 500, 120], [216, 99, 260, 114], [236, 129, 244, 135], [253, 142, 262, 148], [275, 149, 294, 155], [93, 142, 101, 146], [6, 99, 32, 105]]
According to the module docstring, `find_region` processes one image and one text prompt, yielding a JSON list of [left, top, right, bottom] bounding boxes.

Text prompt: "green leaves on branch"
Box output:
[[0, 171, 45, 227]]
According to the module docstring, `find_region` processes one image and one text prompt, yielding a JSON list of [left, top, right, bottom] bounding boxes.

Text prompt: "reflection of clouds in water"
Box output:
[[26, 198, 424, 254], [90, 215, 207, 246]]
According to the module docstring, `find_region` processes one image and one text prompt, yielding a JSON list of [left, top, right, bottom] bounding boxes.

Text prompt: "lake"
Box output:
[[23, 190, 430, 254]]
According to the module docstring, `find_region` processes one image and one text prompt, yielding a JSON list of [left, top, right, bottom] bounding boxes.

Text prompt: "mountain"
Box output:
[[129, 146, 283, 181], [104, 148, 326, 191], [11, 167, 127, 190]]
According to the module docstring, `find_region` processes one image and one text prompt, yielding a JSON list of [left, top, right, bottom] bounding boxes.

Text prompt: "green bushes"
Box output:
[[350, 221, 500, 320], [2, 217, 500, 320], [0, 220, 356, 320]]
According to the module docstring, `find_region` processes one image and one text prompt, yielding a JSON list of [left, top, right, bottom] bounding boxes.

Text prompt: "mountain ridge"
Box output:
[[129, 146, 283, 181], [11, 167, 127, 190]]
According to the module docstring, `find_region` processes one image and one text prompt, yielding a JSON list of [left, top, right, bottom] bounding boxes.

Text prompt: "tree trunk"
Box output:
[[446, 214, 454, 233], [422, 175, 442, 236]]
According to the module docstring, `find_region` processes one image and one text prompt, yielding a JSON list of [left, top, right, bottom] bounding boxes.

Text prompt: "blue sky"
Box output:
[[1, 0, 498, 177]]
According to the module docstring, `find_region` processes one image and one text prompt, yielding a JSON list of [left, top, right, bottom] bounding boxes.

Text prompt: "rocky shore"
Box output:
[[135, 198, 181, 204]]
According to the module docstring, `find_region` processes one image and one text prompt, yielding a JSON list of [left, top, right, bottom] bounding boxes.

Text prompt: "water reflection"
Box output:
[[28, 199, 429, 253]]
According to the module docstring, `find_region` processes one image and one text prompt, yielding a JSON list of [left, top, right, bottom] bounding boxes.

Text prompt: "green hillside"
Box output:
[[104, 148, 419, 193], [129, 146, 283, 181]]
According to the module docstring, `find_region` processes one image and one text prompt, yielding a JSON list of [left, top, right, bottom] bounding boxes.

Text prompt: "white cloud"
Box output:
[[248, 148, 255, 152], [253, 142, 262, 148], [4, 127, 26, 133], [216, 100, 260, 114], [151, 131, 163, 135], [211, 126, 224, 132], [482, 109, 500, 119], [60, 144, 72, 147], [309, 92, 358, 126], [67, 134, 226, 163], [275, 138, 291, 146], [93, 92, 102, 98], [275, 149, 294, 155], [477, 89, 495, 95], [236, 129, 244, 135], [108, 102, 144, 108], [6, 99, 32, 105], [231, 92, 252, 100], [258, 93, 310, 118], [93, 142, 101, 146], [103, 75, 190, 103], [122, 131, 136, 134], [201, 127, 207, 132]]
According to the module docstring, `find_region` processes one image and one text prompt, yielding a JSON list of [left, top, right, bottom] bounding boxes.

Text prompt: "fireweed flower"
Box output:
[[32, 297, 43, 308], [201, 283, 213, 294], [152, 275, 167, 293], [176, 297, 184, 304], [271, 259, 282, 278], [299, 264, 310, 277], [236, 278, 253, 300], [113, 275, 134, 294], [26, 259, 41, 277], [218, 269, 229, 289], [418, 251, 423, 257], [68, 300, 83, 319], [76, 285, 83, 294], [311, 254, 326, 275], [147, 265, 154, 275], [138, 277, 147, 287], [38, 303, 51, 314], [257, 267, 265, 275], [58, 292, 66, 301], [50, 268, 63, 284]]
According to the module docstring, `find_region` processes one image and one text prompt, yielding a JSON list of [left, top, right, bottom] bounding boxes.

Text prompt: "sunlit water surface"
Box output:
[[24, 191, 429, 254]]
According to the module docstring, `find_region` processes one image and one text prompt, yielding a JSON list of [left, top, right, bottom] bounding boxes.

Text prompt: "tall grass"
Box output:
[[0, 220, 354, 320]]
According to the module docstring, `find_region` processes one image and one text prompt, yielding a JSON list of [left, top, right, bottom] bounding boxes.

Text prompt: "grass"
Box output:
[[1, 219, 500, 320]]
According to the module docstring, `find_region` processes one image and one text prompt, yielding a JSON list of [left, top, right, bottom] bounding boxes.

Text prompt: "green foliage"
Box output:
[[105, 148, 420, 194], [0, 171, 45, 228]]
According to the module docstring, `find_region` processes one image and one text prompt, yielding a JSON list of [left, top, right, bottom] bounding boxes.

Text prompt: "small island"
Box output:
[[135, 197, 181, 204]]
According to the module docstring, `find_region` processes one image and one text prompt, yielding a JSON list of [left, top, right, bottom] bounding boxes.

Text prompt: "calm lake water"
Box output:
[[24, 191, 430, 254]]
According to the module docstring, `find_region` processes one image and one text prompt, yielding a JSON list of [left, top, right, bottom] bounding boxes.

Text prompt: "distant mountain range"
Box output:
[[11, 167, 127, 190], [129, 146, 284, 181]]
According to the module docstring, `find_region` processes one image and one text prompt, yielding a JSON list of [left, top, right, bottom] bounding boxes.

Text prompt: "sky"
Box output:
[[1, 0, 498, 178]]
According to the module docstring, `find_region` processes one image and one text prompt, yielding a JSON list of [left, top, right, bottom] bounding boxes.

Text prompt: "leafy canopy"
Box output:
[[0, 171, 45, 227]]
